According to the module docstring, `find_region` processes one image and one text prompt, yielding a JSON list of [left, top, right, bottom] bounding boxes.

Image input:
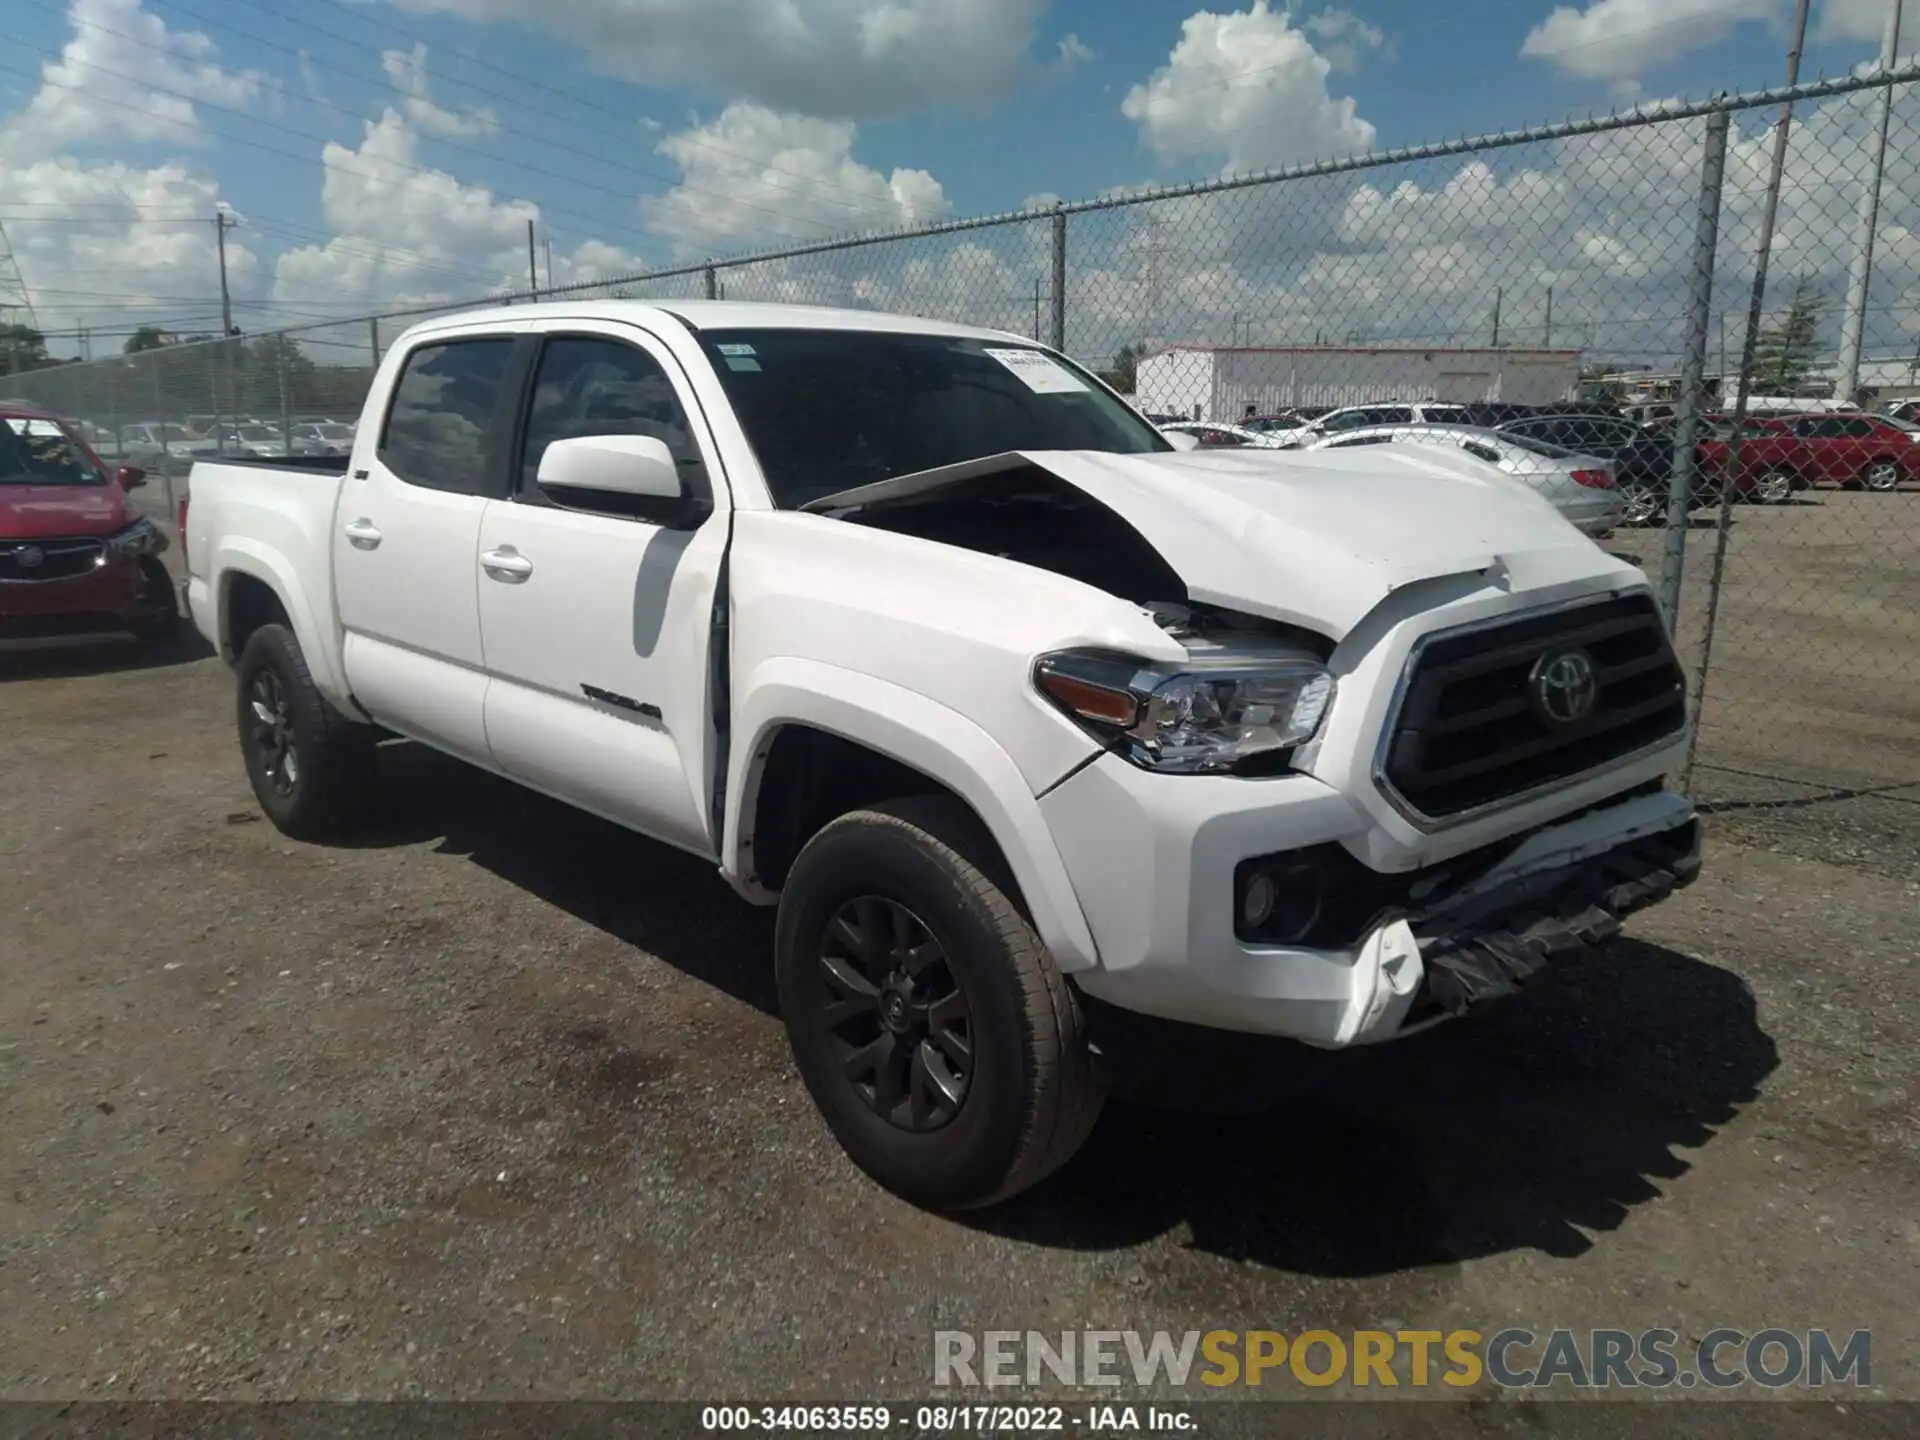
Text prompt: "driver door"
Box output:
[[477, 325, 730, 857]]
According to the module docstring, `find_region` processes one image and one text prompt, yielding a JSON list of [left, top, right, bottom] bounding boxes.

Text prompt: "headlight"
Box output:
[[108, 516, 166, 557], [1034, 648, 1335, 774]]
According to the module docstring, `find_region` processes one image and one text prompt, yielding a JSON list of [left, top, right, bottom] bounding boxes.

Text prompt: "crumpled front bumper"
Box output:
[[1042, 757, 1701, 1048]]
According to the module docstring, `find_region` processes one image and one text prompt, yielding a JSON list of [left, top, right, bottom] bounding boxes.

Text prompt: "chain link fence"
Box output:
[[7, 69, 1916, 867]]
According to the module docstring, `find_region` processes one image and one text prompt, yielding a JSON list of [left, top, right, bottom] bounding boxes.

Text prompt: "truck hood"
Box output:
[[805, 447, 1622, 639], [0, 483, 127, 539]]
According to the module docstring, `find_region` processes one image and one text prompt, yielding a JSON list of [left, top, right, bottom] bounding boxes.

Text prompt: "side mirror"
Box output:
[[537, 434, 685, 501], [115, 464, 146, 490]]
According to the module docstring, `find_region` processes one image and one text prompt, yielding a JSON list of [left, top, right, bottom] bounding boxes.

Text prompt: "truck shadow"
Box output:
[[349, 742, 1776, 1279], [977, 941, 1777, 1276]]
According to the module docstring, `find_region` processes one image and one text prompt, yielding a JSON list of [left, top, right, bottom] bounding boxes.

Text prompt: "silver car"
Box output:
[[1301, 424, 1625, 536]]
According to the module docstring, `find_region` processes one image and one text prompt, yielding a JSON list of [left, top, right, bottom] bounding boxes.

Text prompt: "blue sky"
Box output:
[[0, 0, 1906, 347]]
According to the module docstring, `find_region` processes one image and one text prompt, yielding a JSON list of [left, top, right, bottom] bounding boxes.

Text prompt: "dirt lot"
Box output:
[[2, 503, 1917, 1422]]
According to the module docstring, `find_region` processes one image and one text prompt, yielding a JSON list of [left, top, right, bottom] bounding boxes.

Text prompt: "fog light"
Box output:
[[1235, 858, 1325, 946], [1242, 871, 1277, 929]]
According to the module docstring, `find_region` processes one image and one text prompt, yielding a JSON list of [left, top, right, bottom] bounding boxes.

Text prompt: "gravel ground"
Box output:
[[2, 536, 1917, 1423]]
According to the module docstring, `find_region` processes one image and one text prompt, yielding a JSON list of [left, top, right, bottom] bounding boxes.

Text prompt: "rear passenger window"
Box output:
[[379, 339, 514, 494]]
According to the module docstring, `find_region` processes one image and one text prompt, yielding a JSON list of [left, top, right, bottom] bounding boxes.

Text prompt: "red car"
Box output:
[[1766, 412, 1919, 491], [0, 403, 177, 649], [1649, 414, 1812, 506]]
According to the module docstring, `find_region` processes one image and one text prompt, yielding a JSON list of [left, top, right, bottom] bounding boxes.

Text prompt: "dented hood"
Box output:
[[805, 446, 1620, 638]]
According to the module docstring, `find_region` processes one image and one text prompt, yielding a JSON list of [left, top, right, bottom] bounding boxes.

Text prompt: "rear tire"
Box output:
[[1863, 460, 1902, 492], [234, 623, 375, 841], [1618, 481, 1663, 526], [775, 795, 1103, 1210], [1750, 469, 1795, 505]]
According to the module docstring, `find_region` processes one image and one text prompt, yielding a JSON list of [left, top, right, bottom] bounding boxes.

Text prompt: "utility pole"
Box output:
[[544, 236, 553, 293], [1837, 0, 1903, 406], [215, 209, 235, 338], [1544, 286, 1554, 348], [1491, 287, 1503, 347], [1033, 278, 1041, 341], [527, 219, 538, 299]]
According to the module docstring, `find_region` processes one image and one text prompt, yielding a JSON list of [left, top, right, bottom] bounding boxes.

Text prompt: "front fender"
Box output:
[[725, 656, 1102, 973], [212, 539, 347, 703]]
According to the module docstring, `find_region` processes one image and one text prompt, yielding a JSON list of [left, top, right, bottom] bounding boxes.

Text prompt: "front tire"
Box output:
[[1750, 469, 1796, 505], [775, 796, 1103, 1210], [235, 623, 374, 840], [132, 556, 179, 642]]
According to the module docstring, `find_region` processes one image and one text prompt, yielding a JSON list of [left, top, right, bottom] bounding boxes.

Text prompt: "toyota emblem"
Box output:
[[1529, 647, 1598, 726], [14, 545, 44, 570]]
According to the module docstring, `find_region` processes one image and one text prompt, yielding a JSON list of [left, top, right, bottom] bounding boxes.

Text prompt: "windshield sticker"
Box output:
[[716, 343, 756, 356], [723, 356, 762, 372], [984, 347, 1088, 395]]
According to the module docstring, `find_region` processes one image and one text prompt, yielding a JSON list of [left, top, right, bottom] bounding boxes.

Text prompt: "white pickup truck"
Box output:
[[185, 301, 1701, 1209]]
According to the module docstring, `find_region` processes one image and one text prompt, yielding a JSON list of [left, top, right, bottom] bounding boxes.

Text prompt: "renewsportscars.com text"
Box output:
[[933, 1328, 1871, 1390]]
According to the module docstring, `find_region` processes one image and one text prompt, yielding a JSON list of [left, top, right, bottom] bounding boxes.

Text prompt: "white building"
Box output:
[[1134, 344, 1584, 420]]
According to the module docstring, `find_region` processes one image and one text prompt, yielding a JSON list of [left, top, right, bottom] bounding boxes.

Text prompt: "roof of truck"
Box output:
[[402, 299, 1029, 344]]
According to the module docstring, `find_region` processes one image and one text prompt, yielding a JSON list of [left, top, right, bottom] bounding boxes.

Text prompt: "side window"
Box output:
[[379, 339, 514, 494], [1371, 406, 1415, 426], [1841, 418, 1877, 438], [519, 337, 705, 514], [1318, 409, 1368, 432]]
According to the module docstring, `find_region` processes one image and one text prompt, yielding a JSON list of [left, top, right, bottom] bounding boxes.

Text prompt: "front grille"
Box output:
[[0, 537, 106, 583], [1380, 594, 1687, 820]]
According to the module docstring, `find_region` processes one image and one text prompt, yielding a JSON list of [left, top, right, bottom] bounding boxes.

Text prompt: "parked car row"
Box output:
[[74, 415, 361, 468]]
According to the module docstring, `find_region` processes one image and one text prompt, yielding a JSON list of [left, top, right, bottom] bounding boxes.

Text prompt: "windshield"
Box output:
[[237, 425, 278, 441], [696, 328, 1170, 508], [0, 416, 104, 486], [315, 423, 353, 438], [1499, 432, 1580, 460]]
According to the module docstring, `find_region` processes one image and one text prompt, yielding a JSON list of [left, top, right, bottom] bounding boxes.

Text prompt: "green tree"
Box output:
[[1750, 276, 1826, 393], [1099, 342, 1144, 393], [0, 323, 52, 375], [235, 331, 320, 415], [123, 325, 174, 354]]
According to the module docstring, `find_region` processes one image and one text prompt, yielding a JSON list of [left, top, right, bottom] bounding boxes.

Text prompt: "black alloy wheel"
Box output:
[[246, 666, 300, 797], [818, 895, 974, 1132]]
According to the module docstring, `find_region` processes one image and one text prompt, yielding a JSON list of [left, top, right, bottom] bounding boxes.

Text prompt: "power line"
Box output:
[[0, 55, 673, 259], [226, 0, 914, 214], [16, 0, 898, 254]]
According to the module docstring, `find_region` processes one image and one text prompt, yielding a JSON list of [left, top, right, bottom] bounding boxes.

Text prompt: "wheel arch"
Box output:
[[213, 541, 347, 700], [725, 658, 1102, 973]]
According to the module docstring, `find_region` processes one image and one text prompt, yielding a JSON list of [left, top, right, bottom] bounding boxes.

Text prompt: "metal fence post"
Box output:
[[369, 317, 380, 369], [704, 264, 719, 300], [1659, 106, 1731, 622], [278, 341, 292, 455], [1049, 209, 1067, 353]]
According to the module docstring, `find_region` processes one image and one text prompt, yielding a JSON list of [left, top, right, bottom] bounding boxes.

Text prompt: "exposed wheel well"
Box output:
[[224, 572, 290, 662], [746, 726, 1018, 903]]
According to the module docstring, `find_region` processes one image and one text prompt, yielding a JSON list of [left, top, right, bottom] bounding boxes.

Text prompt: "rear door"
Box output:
[[475, 324, 730, 858], [334, 333, 517, 766]]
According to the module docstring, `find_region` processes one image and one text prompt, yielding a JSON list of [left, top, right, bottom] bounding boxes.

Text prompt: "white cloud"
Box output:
[[1054, 34, 1094, 75], [380, 43, 499, 140], [1520, 0, 1779, 85], [642, 104, 951, 258], [0, 156, 259, 340], [1121, 1, 1377, 175], [1303, 7, 1387, 72], [271, 110, 539, 311], [0, 0, 265, 155], [388, 0, 1048, 119], [1819, 0, 1903, 45]]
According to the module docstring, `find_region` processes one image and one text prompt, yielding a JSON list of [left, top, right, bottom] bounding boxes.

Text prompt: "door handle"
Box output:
[[343, 518, 383, 550], [481, 546, 533, 583]]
